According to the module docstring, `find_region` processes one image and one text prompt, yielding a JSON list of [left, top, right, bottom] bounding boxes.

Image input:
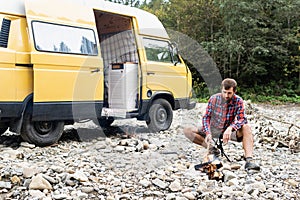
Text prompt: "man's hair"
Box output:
[[222, 78, 237, 92]]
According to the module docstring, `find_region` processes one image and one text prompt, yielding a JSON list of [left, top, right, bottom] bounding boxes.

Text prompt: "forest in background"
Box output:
[[106, 0, 300, 103]]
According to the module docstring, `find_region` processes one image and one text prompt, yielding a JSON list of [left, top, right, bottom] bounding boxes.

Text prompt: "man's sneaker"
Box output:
[[208, 146, 220, 157], [245, 158, 260, 171]]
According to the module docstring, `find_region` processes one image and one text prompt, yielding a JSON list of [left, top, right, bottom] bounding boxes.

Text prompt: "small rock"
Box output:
[[23, 167, 40, 178], [143, 141, 150, 150], [52, 193, 69, 200], [77, 191, 89, 199], [285, 179, 299, 187], [230, 163, 241, 170], [10, 175, 21, 184], [119, 139, 129, 146], [152, 178, 168, 189], [50, 165, 64, 173], [29, 174, 52, 190], [81, 186, 94, 193], [72, 170, 89, 182], [139, 179, 151, 188], [169, 179, 182, 192], [244, 181, 266, 194], [227, 178, 239, 186], [149, 144, 158, 151], [114, 146, 126, 152], [29, 190, 46, 199], [20, 142, 36, 149], [183, 192, 196, 200], [0, 181, 12, 189], [223, 170, 238, 182], [0, 149, 22, 160], [166, 193, 176, 200], [222, 163, 231, 170]]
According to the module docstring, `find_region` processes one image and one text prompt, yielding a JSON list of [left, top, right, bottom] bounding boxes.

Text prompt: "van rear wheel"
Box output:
[[21, 111, 64, 147], [146, 99, 173, 132]]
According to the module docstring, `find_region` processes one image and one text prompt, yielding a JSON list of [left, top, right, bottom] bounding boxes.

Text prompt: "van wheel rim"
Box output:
[[34, 122, 53, 134], [156, 107, 167, 123]]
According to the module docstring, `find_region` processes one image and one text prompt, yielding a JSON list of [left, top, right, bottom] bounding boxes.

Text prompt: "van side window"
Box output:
[[143, 38, 173, 63], [0, 18, 11, 48], [32, 21, 98, 55]]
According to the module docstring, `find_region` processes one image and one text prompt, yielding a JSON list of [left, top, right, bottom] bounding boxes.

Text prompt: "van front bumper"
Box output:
[[187, 100, 196, 110], [174, 98, 196, 110]]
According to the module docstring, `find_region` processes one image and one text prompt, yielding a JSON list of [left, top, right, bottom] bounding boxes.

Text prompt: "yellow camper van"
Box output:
[[0, 0, 195, 146]]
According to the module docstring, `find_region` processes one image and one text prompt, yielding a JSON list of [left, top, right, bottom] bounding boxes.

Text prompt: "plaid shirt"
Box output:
[[202, 93, 247, 135]]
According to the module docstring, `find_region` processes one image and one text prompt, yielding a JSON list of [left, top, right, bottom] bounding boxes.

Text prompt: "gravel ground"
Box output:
[[0, 102, 299, 200]]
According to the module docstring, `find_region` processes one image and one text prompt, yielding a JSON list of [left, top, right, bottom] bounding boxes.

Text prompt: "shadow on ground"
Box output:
[[0, 124, 151, 148]]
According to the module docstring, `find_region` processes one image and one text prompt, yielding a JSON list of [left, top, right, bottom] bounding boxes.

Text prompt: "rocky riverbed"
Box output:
[[0, 103, 299, 200]]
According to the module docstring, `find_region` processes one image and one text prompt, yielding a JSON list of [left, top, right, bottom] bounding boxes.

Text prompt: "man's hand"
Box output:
[[223, 127, 233, 143], [205, 134, 213, 146]]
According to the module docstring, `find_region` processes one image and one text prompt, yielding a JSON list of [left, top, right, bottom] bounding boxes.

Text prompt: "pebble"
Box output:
[[29, 189, 46, 199], [20, 142, 36, 149], [152, 178, 168, 189], [139, 179, 151, 188], [0, 103, 298, 199], [183, 192, 196, 200], [169, 179, 182, 192], [0, 181, 12, 189], [29, 174, 52, 190], [72, 170, 89, 182]]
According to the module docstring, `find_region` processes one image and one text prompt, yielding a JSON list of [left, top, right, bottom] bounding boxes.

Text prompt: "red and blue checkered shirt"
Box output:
[[202, 93, 247, 135]]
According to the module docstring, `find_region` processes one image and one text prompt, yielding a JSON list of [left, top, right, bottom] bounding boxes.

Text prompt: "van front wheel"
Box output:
[[21, 112, 64, 147], [146, 99, 173, 132]]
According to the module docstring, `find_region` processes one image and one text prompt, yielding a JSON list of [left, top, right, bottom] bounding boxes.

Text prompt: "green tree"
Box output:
[[217, 0, 300, 91], [105, 0, 141, 7]]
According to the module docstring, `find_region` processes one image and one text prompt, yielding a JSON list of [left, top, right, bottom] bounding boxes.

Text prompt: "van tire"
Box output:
[[94, 117, 114, 127], [21, 110, 64, 147], [146, 99, 173, 132], [0, 123, 8, 135]]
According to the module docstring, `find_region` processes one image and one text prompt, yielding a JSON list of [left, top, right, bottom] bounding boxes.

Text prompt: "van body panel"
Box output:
[[0, 51, 15, 101], [24, 0, 104, 105], [0, 14, 32, 109], [25, 0, 95, 26], [145, 61, 188, 98]]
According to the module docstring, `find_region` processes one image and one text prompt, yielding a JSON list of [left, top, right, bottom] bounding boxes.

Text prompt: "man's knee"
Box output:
[[183, 127, 196, 139], [242, 124, 252, 135]]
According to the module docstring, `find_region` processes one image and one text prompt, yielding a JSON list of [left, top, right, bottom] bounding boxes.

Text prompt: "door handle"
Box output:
[[91, 68, 100, 73], [147, 72, 155, 75]]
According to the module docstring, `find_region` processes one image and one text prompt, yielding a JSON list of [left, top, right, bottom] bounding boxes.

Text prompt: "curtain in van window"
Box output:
[[100, 30, 138, 69]]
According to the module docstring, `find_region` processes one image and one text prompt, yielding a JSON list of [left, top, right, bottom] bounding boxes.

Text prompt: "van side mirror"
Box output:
[[170, 42, 180, 66]]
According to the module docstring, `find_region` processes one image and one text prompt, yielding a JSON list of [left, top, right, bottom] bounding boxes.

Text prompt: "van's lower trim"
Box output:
[[174, 98, 196, 110], [32, 101, 103, 121], [0, 102, 23, 118]]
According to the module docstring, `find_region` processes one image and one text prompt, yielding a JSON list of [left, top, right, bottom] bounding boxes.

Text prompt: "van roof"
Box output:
[[0, 0, 169, 39]]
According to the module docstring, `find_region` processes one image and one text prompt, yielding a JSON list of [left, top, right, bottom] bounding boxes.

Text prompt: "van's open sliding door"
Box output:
[[24, 0, 104, 121]]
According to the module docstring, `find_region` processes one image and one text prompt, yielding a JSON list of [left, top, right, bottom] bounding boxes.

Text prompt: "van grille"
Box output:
[[0, 19, 11, 48]]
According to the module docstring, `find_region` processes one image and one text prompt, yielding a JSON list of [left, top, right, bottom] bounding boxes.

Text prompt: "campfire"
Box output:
[[194, 154, 224, 181]]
